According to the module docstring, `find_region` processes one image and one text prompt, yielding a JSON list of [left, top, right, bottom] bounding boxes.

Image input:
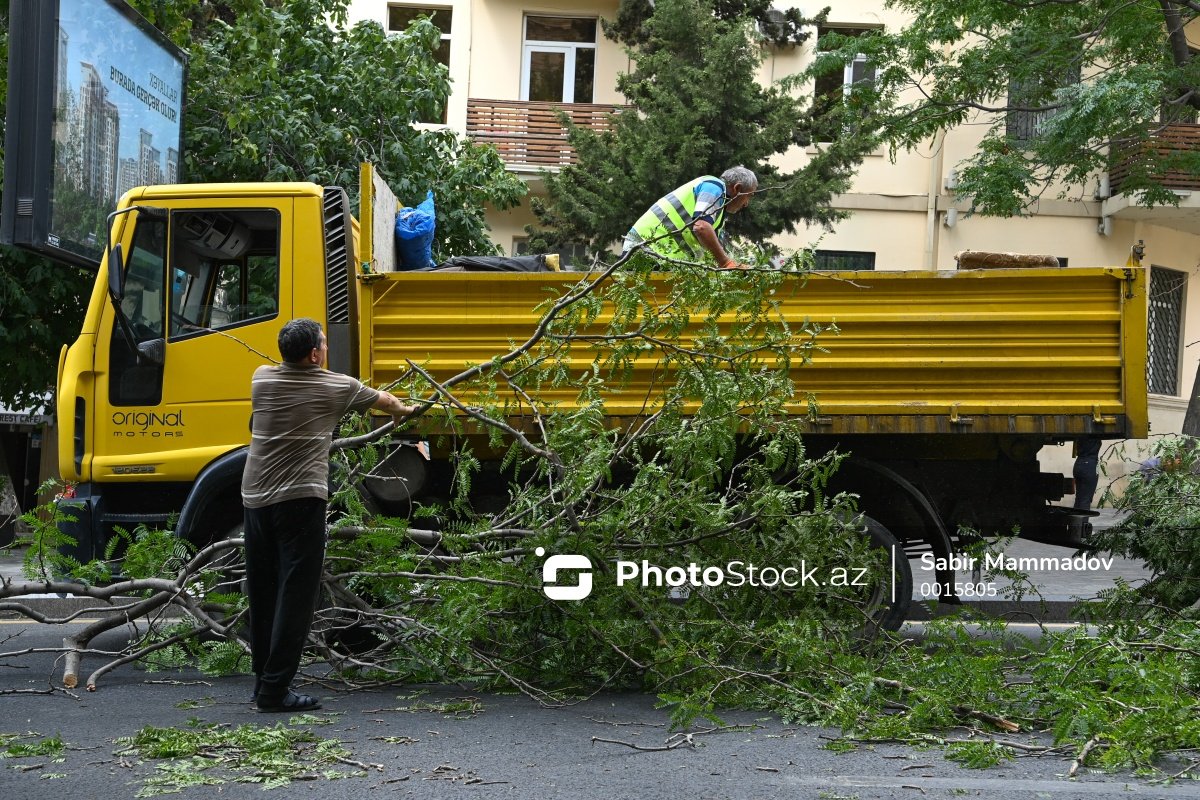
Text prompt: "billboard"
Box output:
[[1, 0, 186, 270]]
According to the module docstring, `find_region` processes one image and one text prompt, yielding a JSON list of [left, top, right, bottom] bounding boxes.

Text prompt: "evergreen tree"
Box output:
[[528, 0, 879, 256]]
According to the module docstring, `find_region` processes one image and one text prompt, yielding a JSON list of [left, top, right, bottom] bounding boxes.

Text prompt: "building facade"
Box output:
[[348, 0, 1200, 480]]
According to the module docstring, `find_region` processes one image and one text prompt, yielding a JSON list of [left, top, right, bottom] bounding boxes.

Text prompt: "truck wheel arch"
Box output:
[[830, 457, 959, 600], [175, 447, 247, 547]]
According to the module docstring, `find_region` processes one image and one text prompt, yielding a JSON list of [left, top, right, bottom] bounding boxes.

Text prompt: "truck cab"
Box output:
[[56, 183, 350, 557]]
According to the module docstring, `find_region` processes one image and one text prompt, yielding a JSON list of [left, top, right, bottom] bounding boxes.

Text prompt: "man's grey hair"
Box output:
[[721, 165, 758, 192], [278, 318, 323, 363]]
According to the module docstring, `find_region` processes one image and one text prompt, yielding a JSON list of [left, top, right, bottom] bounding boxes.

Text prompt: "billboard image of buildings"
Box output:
[[49, 0, 185, 263]]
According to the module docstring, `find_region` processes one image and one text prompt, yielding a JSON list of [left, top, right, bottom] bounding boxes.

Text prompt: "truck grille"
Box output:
[[323, 187, 351, 324]]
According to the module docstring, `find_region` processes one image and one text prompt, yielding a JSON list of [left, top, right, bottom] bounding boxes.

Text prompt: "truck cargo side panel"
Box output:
[[366, 268, 1147, 438]]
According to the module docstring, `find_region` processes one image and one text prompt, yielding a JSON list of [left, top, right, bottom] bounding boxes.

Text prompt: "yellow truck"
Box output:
[[51, 168, 1148, 620]]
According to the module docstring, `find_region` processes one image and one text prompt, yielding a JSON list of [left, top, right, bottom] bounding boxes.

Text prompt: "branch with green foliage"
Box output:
[[851, 0, 1200, 215], [3, 249, 1200, 780], [1090, 434, 1200, 609]]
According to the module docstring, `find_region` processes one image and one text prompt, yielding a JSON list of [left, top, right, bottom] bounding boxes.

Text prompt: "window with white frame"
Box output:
[[521, 16, 597, 104], [388, 4, 453, 123], [812, 26, 879, 142], [1147, 266, 1187, 396]]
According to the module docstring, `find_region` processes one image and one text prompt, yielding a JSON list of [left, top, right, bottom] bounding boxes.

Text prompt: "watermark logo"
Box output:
[[536, 547, 593, 601], [536, 550, 880, 602]]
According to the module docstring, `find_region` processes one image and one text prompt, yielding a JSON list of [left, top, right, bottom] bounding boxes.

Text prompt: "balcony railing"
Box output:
[[466, 99, 622, 169], [1109, 122, 1200, 195]]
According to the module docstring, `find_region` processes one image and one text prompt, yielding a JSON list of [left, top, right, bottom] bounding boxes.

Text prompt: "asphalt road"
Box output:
[[2, 622, 1197, 800]]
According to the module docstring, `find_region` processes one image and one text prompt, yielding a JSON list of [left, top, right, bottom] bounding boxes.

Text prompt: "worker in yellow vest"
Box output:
[[623, 166, 757, 269]]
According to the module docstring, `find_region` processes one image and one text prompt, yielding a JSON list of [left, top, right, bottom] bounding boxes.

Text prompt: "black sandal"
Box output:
[[256, 691, 321, 713]]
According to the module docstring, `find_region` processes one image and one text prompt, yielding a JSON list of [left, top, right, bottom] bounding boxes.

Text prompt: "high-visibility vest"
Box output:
[[630, 176, 726, 260]]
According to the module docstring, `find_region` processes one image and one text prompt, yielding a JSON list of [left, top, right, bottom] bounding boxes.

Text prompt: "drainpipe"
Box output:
[[924, 129, 947, 271]]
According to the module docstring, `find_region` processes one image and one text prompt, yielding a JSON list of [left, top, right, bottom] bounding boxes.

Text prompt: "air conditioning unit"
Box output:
[[758, 9, 789, 42]]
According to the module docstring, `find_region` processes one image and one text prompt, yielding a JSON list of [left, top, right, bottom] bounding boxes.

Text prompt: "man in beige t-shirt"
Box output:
[[241, 318, 415, 712]]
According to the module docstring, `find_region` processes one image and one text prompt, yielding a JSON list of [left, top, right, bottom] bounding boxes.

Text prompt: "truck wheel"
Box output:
[[853, 515, 913, 635]]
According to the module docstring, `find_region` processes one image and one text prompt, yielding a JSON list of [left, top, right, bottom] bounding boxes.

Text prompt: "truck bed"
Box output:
[[358, 267, 1147, 438]]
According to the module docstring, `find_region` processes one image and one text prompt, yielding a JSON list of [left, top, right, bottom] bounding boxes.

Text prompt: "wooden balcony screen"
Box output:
[[466, 99, 621, 168], [1109, 122, 1200, 195]]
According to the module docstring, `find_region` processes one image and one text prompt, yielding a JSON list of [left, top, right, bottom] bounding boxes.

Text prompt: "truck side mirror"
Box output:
[[136, 338, 165, 366], [107, 243, 125, 302]]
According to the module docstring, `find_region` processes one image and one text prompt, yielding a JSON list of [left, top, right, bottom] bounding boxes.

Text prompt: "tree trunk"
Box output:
[[1183, 359, 1200, 438]]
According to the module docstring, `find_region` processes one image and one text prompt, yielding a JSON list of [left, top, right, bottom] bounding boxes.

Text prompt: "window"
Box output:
[[813, 250, 875, 271], [813, 26, 878, 142], [122, 219, 167, 342], [1147, 266, 1187, 396], [388, 4, 452, 123], [1005, 32, 1081, 142], [169, 210, 280, 340], [110, 214, 167, 406], [521, 16, 597, 104]]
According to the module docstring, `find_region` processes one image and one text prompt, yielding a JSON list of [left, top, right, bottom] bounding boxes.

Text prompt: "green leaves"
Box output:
[[164, 2, 524, 259], [1089, 435, 1200, 609], [864, 0, 1200, 215], [117, 719, 360, 796]]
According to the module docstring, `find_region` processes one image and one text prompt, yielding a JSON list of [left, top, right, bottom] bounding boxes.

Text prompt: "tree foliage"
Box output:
[[0, 0, 526, 410], [852, 0, 1200, 215], [528, 0, 878, 256], [1091, 435, 1200, 609], [136, 0, 526, 258]]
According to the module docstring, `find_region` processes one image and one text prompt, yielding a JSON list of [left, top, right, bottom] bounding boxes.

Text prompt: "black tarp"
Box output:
[[427, 255, 555, 272]]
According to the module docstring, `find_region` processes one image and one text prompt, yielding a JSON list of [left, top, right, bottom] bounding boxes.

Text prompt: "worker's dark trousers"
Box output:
[[243, 497, 326, 700]]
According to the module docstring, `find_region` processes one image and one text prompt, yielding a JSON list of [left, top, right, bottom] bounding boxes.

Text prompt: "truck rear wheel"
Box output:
[[853, 515, 913, 634]]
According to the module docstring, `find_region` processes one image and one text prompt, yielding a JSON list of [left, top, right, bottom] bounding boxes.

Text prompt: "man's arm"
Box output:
[[693, 220, 742, 269], [371, 390, 419, 424]]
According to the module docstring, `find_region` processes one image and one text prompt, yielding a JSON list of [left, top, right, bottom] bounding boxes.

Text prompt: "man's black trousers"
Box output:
[[243, 497, 326, 700]]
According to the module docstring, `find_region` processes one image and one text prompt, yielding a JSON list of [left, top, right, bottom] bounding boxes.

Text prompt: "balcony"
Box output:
[[1109, 122, 1200, 195], [466, 99, 622, 170], [1103, 122, 1200, 235]]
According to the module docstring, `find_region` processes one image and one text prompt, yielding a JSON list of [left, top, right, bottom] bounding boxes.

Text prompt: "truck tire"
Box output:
[[855, 515, 913, 634]]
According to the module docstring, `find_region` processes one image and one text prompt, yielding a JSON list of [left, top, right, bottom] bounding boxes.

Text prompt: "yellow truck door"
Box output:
[[91, 199, 295, 484]]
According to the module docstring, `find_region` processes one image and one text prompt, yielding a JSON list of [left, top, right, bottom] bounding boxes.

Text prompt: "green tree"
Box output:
[[129, 0, 525, 258], [528, 0, 878, 256], [852, 0, 1200, 216], [0, 0, 526, 410]]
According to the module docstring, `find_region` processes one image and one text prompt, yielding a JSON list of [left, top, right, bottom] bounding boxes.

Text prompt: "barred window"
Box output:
[[1147, 266, 1187, 396]]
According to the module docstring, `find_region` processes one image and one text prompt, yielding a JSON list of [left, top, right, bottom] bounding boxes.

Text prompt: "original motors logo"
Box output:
[[111, 409, 186, 438], [536, 547, 593, 601]]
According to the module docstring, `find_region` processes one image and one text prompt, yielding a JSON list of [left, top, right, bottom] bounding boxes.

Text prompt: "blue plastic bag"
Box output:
[[395, 190, 436, 270]]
